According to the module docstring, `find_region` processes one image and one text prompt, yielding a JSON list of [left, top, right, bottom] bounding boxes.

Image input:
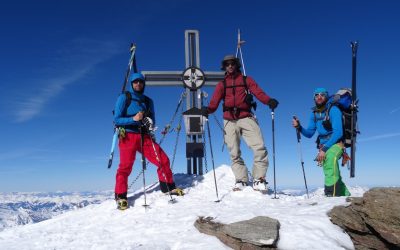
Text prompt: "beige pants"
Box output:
[[224, 117, 268, 182]]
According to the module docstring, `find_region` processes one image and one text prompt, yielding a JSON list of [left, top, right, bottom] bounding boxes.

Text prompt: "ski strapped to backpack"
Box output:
[[349, 41, 359, 178], [222, 75, 257, 113], [312, 42, 359, 178], [108, 43, 137, 169]]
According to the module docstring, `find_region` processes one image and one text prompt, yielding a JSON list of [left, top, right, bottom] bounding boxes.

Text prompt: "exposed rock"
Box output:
[[329, 187, 400, 250], [194, 216, 280, 249]]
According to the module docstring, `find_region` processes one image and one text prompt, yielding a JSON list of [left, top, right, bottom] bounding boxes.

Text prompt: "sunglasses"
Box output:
[[314, 93, 327, 98], [224, 61, 236, 67], [132, 80, 144, 84]]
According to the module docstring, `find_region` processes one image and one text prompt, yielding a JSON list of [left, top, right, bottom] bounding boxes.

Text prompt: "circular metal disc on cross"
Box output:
[[182, 67, 205, 90]]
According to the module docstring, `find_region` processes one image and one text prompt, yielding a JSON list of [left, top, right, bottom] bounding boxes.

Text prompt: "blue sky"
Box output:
[[0, 0, 399, 192]]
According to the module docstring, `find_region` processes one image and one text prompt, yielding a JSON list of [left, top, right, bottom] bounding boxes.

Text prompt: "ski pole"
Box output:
[[140, 126, 150, 209], [271, 109, 278, 199], [148, 130, 177, 204], [293, 116, 309, 198], [205, 117, 220, 202]]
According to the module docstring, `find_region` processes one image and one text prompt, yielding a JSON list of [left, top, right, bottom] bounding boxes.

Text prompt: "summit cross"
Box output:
[[142, 30, 224, 175]]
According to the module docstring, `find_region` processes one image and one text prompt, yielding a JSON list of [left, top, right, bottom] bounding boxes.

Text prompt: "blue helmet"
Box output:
[[313, 87, 328, 97], [130, 73, 145, 83]]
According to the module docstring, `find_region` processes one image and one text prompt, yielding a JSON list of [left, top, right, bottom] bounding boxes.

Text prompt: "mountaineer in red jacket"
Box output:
[[202, 55, 278, 191]]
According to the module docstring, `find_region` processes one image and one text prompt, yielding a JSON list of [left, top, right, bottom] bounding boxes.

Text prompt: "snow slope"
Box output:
[[0, 165, 367, 250]]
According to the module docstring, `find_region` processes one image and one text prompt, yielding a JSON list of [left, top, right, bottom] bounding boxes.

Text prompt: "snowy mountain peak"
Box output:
[[0, 165, 367, 250]]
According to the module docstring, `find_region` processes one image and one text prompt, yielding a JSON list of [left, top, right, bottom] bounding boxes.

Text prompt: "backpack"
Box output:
[[321, 88, 356, 148], [222, 75, 257, 112]]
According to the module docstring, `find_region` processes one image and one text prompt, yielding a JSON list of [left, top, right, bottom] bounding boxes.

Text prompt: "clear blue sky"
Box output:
[[1, 0, 399, 192]]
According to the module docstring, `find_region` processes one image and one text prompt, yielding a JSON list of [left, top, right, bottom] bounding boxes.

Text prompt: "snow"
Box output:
[[0, 165, 367, 250], [0, 191, 112, 231]]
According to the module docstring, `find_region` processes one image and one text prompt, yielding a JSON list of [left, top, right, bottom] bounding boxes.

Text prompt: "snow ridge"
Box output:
[[0, 166, 368, 250]]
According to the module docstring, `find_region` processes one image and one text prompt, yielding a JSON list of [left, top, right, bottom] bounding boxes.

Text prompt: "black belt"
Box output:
[[119, 125, 139, 130], [223, 106, 251, 113]]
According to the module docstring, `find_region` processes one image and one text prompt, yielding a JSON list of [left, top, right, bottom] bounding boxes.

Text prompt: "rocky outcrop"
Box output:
[[329, 187, 400, 250], [194, 216, 280, 249]]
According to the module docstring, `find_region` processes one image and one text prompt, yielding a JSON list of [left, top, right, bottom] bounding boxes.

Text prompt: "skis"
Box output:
[[107, 43, 137, 169], [350, 41, 358, 178], [107, 128, 119, 168]]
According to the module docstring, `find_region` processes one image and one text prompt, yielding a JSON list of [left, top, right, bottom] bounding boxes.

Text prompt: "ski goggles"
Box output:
[[314, 92, 327, 98]]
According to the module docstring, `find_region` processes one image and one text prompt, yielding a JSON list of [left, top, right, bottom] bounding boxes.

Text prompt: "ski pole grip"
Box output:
[[293, 116, 301, 141]]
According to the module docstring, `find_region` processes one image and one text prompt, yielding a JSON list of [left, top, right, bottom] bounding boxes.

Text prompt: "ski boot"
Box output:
[[115, 193, 129, 210], [233, 181, 248, 191], [169, 188, 184, 196], [116, 199, 129, 210], [253, 177, 268, 194]]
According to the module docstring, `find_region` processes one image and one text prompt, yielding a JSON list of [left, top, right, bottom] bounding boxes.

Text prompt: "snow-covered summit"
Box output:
[[0, 165, 367, 250]]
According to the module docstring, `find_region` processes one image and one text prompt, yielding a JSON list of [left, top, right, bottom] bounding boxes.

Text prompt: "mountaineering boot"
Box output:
[[253, 177, 268, 192], [233, 181, 248, 191], [115, 192, 128, 210], [116, 199, 129, 210], [169, 188, 184, 196]]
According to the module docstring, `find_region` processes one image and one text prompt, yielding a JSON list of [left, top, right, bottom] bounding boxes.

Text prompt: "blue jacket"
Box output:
[[113, 90, 155, 133], [300, 105, 343, 152]]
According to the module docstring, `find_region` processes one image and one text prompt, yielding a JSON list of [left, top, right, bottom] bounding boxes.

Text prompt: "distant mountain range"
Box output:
[[0, 191, 112, 231]]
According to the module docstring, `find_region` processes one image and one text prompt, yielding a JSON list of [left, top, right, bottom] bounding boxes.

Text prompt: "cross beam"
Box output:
[[143, 71, 224, 87], [142, 30, 224, 175]]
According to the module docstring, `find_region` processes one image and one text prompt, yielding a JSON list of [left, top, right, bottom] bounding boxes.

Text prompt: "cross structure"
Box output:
[[142, 30, 225, 175]]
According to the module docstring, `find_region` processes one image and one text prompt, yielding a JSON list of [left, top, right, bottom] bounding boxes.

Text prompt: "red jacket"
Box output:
[[208, 72, 271, 120]]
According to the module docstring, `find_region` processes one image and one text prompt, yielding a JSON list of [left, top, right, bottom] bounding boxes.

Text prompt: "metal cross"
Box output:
[[142, 30, 224, 175]]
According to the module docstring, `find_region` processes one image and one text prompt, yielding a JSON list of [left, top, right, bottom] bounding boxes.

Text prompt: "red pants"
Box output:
[[115, 133, 174, 195]]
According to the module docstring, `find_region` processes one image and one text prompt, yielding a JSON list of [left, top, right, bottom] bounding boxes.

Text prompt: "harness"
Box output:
[[222, 75, 256, 115]]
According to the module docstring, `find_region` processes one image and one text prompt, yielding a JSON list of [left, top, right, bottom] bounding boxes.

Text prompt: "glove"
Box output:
[[200, 106, 209, 118], [292, 116, 301, 129], [142, 117, 154, 131], [267, 98, 279, 110]]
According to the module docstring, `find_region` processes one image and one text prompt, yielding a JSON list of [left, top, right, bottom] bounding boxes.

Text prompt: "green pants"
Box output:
[[322, 144, 351, 197]]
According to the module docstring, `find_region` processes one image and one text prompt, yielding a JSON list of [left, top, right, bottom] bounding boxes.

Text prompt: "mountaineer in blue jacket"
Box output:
[[113, 72, 183, 210], [292, 88, 350, 197]]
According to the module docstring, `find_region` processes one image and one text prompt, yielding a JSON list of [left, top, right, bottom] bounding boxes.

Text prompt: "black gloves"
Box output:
[[267, 98, 279, 110], [142, 117, 154, 131], [200, 106, 209, 118]]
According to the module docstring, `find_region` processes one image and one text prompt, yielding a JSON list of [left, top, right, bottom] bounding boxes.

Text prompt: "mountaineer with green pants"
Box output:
[[292, 88, 350, 197]]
